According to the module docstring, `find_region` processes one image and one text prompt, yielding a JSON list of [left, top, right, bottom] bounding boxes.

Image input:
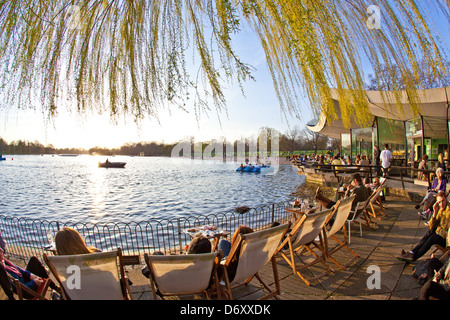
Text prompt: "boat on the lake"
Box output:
[[98, 161, 126, 168], [236, 165, 274, 174]]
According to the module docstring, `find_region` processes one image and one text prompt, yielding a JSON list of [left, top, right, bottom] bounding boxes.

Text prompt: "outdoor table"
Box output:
[[184, 225, 230, 252]]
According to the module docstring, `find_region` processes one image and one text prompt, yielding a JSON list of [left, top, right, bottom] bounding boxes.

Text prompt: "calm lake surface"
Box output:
[[0, 155, 305, 224]]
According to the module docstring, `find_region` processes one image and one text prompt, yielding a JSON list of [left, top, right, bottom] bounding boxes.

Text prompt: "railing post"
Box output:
[[399, 167, 405, 189], [177, 218, 183, 253], [271, 203, 275, 223]]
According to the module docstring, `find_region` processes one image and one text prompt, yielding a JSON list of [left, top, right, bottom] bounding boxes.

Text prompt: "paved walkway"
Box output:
[[1, 181, 436, 302]]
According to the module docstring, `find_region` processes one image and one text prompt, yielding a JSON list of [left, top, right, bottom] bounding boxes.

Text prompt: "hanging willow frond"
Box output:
[[0, 0, 448, 127]]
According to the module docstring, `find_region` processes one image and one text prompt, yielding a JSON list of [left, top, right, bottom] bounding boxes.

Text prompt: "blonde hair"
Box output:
[[55, 227, 99, 255]]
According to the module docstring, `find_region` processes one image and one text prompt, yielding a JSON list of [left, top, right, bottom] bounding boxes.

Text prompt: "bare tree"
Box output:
[[302, 129, 329, 155]]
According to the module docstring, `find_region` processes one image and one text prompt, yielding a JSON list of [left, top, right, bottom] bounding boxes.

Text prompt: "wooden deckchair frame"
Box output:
[[275, 209, 336, 286], [220, 223, 290, 300], [367, 180, 388, 220], [7, 273, 51, 300], [323, 195, 360, 271], [346, 189, 379, 243], [144, 251, 223, 300]]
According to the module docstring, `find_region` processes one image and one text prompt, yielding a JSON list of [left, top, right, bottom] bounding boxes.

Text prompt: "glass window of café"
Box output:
[[422, 116, 449, 165], [341, 133, 351, 160], [351, 127, 375, 163], [406, 117, 422, 165], [377, 117, 406, 166]]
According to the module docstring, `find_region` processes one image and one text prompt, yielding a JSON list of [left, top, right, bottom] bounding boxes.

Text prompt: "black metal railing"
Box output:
[[0, 201, 294, 263]]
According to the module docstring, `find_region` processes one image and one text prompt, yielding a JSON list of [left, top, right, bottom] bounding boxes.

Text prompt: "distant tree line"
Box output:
[[0, 138, 75, 155], [0, 126, 339, 156]]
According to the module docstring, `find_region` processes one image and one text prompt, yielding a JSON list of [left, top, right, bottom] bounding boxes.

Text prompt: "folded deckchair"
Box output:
[[275, 209, 336, 286], [144, 251, 222, 300], [44, 247, 133, 300], [367, 180, 388, 220], [323, 195, 360, 271], [346, 191, 379, 243], [221, 223, 290, 300]]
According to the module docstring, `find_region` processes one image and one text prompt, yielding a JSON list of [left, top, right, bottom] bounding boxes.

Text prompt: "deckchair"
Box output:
[[367, 181, 388, 220], [43, 247, 133, 300], [143, 251, 222, 300], [323, 195, 360, 270], [346, 191, 378, 243], [275, 209, 336, 286], [3, 271, 51, 300], [220, 223, 290, 300]]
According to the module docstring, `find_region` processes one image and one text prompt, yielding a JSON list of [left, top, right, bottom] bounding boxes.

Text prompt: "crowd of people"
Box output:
[[291, 144, 450, 184], [291, 144, 396, 178], [301, 145, 450, 300]]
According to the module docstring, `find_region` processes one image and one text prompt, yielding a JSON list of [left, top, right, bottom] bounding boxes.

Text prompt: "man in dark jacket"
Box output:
[[315, 173, 370, 211]]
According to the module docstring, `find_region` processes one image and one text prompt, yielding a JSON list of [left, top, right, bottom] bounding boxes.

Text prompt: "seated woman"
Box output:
[[365, 176, 386, 202], [54, 227, 101, 255], [436, 153, 447, 172], [218, 225, 254, 282], [0, 247, 54, 299], [54, 227, 133, 292], [359, 155, 370, 177], [186, 236, 211, 254], [218, 225, 254, 259], [418, 155, 429, 181], [399, 191, 450, 263], [415, 167, 447, 220]]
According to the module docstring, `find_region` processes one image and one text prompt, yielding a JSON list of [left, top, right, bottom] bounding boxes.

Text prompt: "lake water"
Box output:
[[0, 155, 305, 224]]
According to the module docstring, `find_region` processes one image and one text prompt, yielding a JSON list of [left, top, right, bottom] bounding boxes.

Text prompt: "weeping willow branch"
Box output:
[[0, 0, 448, 128]]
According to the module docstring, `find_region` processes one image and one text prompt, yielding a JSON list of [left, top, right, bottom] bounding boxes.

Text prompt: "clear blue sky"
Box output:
[[0, 2, 448, 150]]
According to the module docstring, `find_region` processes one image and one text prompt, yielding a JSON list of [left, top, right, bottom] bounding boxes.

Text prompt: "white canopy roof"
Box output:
[[307, 87, 450, 139]]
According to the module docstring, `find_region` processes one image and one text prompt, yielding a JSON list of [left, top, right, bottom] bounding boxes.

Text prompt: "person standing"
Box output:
[[373, 145, 381, 176], [379, 144, 393, 177]]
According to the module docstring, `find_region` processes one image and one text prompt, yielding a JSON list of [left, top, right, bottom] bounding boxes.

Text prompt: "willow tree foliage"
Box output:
[[0, 0, 448, 128]]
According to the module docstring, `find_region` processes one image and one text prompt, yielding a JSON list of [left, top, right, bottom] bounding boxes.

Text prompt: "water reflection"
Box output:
[[1, 155, 305, 223], [88, 160, 107, 223]]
